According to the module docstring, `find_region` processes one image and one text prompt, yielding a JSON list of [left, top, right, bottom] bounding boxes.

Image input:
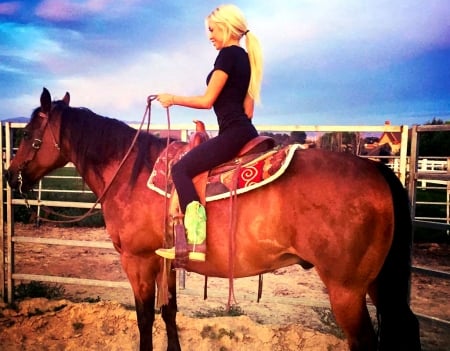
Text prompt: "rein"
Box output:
[[24, 95, 159, 224]]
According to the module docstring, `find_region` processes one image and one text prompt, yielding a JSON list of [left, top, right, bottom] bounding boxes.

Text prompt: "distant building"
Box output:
[[378, 120, 402, 154]]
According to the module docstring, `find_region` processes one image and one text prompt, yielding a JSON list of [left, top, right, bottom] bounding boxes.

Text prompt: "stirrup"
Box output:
[[155, 246, 206, 262]]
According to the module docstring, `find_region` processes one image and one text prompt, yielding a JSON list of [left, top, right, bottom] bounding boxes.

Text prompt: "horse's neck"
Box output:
[[73, 149, 148, 201], [63, 127, 163, 198], [69, 154, 119, 198]]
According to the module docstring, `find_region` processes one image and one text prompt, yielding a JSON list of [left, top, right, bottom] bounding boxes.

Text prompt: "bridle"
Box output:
[[17, 109, 61, 196]]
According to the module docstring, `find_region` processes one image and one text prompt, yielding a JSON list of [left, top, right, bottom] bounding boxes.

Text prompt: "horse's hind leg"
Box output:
[[328, 286, 377, 351]]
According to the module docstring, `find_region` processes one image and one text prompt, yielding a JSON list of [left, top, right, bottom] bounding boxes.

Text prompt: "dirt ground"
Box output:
[[1, 224, 449, 350]]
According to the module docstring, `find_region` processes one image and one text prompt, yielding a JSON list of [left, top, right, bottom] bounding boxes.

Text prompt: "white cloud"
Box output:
[[254, 0, 450, 69], [51, 41, 215, 121], [0, 1, 21, 15], [35, 0, 141, 21]]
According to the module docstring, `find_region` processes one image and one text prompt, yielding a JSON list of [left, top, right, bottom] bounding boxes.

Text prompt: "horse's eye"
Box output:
[[22, 130, 30, 140]]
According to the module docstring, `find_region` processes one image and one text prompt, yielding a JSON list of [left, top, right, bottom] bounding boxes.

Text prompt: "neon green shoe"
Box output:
[[185, 201, 207, 245], [155, 201, 207, 262]]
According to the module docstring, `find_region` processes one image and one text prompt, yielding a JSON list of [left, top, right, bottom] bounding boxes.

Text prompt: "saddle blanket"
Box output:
[[147, 142, 303, 202]]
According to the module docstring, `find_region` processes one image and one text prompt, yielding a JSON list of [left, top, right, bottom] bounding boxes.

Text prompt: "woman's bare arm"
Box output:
[[158, 70, 228, 109]]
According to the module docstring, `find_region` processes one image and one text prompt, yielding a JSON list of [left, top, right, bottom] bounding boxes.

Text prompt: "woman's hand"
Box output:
[[157, 94, 174, 108]]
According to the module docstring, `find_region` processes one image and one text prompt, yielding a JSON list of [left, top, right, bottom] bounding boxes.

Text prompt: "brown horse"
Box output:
[[5, 88, 421, 351]]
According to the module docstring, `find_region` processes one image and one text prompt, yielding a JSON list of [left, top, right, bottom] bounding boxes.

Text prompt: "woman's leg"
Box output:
[[172, 124, 257, 212], [156, 124, 258, 261]]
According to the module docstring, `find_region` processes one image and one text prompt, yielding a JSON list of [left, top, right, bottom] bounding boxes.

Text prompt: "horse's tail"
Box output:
[[375, 162, 421, 351]]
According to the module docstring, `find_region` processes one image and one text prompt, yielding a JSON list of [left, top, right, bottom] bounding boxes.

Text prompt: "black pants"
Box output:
[[172, 123, 258, 212]]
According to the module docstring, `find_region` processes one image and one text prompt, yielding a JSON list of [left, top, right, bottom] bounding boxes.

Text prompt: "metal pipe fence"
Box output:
[[1, 121, 448, 326]]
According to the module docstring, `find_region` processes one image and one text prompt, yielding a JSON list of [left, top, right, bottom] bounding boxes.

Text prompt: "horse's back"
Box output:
[[286, 148, 395, 266], [190, 148, 395, 282]]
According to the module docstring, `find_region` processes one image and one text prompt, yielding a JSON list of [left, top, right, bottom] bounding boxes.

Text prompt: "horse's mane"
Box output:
[[55, 102, 171, 186]]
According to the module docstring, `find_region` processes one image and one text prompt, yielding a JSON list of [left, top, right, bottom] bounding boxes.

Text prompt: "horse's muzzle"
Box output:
[[4, 168, 19, 190]]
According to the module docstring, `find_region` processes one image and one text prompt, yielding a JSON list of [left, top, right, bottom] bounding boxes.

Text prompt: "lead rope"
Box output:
[[157, 102, 174, 308], [162, 104, 172, 247], [37, 95, 158, 223]]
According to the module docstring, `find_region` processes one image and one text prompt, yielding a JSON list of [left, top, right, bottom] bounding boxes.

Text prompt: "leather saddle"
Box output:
[[147, 121, 301, 206]]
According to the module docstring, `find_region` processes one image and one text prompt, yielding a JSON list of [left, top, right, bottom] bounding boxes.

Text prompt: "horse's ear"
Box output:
[[63, 92, 70, 106], [40, 87, 51, 114]]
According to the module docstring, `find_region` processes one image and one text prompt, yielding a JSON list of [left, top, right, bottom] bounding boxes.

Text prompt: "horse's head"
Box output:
[[5, 87, 71, 194]]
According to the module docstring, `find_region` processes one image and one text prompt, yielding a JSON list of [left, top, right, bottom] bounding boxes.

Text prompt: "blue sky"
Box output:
[[1, 0, 449, 127]]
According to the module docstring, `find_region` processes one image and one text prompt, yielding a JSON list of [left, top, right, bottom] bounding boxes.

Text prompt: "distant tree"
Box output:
[[341, 132, 360, 153], [1, 126, 25, 148], [14, 127, 27, 148], [418, 118, 450, 156], [289, 131, 307, 144], [319, 133, 337, 151], [260, 131, 289, 146], [319, 132, 359, 154]]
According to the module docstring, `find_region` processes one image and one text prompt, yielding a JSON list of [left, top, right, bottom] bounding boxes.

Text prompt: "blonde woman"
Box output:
[[156, 4, 263, 261]]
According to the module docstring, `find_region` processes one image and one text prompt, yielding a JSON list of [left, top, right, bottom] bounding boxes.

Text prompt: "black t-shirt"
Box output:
[[207, 45, 251, 131]]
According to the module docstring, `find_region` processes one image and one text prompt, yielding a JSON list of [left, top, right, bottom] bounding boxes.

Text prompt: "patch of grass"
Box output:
[[81, 296, 101, 303], [218, 328, 236, 339], [200, 325, 237, 341], [193, 305, 245, 318], [14, 281, 65, 300], [200, 325, 214, 339]]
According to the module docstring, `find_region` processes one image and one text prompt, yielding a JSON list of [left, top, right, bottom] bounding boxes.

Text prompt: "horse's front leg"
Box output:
[[122, 255, 157, 350], [122, 254, 181, 351], [134, 293, 156, 350], [119, 256, 158, 350], [161, 269, 181, 351]]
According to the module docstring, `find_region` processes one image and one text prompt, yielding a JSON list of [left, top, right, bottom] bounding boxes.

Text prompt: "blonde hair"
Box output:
[[207, 4, 263, 103]]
